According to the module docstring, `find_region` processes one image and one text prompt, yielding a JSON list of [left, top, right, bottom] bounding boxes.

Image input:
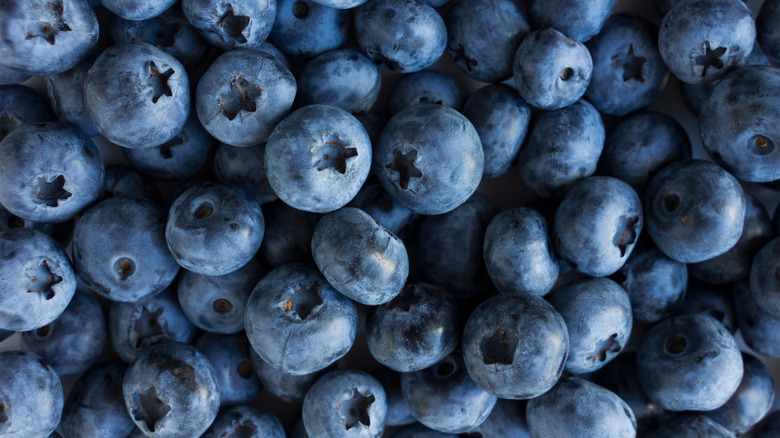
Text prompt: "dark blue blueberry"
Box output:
[[299, 49, 382, 114], [0, 64, 31, 85], [0, 122, 104, 223], [462, 292, 569, 399], [700, 66, 780, 182], [45, 59, 101, 138], [20, 292, 106, 378], [402, 353, 497, 433], [755, 410, 780, 438], [599, 111, 691, 193], [103, 165, 162, 202], [302, 369, 387, 438], [757, 0, 780, 64], [0, 351, 64, 437], [387, 70, 463, 117], [374, 104, 484, 215], [60, 361, 136, 438], [0, 85, 54, 141], [0, 0, 99, 76], [517, 100, 605, 198], [466, 399, 530, 438], [637, 313, 743, 411], [366, 283, 460, 372], [258, 201, 320, 267], [182, 0, 276, 51], [690, 193, 773, 284], [734, 279, 780, 358], [526, 377, 636, 438], [676, 281, 736, 333], [312, 207, 408, 305], [197, 49, 295, 148], [122, 341, 221, 437], [249, 346, 329, 403], [644, 160, 746, 263], [265, 105, 372, 213], [483, 207, 558, 296], [203, 405, 285, 438], [530, 0, 616, 42], [347, 181, 416, 237], [0, 228, 77, 332], [585, 14, 668, 116], [166, 183, 264, 276], [553, 176, 643, 277], [612, 245, 688, 323], [109, 288, 197, 363], [85, 43, 190, 149], [193, 333, 262, 407], [750, 237, 780, 318], [178, 257, 263, 334], [215, 142, 278, 205], [312, 0, 368, 7], [658, 0, 755, 84], [244, 263, 357, 375], [73, 196, 179, 301], [372, 368, 415, 427], [513, 28, 592, 110], [355, 0, 446, 73], [0, 202, 67, 245], [652, 414, 735, 437], [445, 0, 529, 83], [271, 0, 350, 58], [462, 84, 531, 178], [103, 0, 176, 20]]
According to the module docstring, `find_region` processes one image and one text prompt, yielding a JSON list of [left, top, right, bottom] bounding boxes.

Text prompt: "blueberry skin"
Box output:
[[312, 207, 408, 305], [123, 114, 213, 180], [750, 237, 780, 317], [414, 193, 497, 298], [109, 288, 197, 364], [585, 14, 668, 116], [299, 49, 382, 114], [311, 0, 367, 7], [0, 351, 64, 438], [366, 283, 460, 372], [513, 28, 592, 111], [265, 105, 372, 213], [637, 314, 743, 411], [651, 414, 735, 438], [249, 347, 328, 403], [599, 111, 691, 193], [102, 0, 176, 20], [612, 246, 687, 323], [215, 143, 277, 205], [461, 84, 531, 178], [757, 0, 780, 64], [244, 263, 358, 375], [271, 0, 351, 58], [182, 0, 275, 51], [166, 183, 265, 276], [645, 160, 746, 263], [258, 201, 320, 267], [45, 60, 100, 138], [355, 0, 447, 73], [402, 354, 497, 434], [516, 100, 605, 198], [374, 104, 484, 216], [529, 0, 616, 42], [109, 3, 207, 66], [103, 165, 161, 202], [21, 292, 106, 378], [387, 71, 462, 117], [705, 353, 775, 435], [484, 207, 558, 296], [658, 0, 755, 85], [466, 399, 530, 438], [0, 64, 31, 86], [0, 329, 12, 343], [0, 85, 54, 142], [178, 258, 263, 334], [462, 292, 569, 400], [445, 0, 529, 83], [372, 368, 415, 427], [553, 176, 643, 277], [122, 341, 221, 438], [734, 280, 780, 358], [0, 228, 76, 332], [60, 361, 137, 438], [690, 193, 772, 284], [699, 66, 780, 182], [526, 377, 636, 438], [193, 333, 262, 407], [302, 369, 387, 438], [203, 405, 285, 438], [0, 122, 104, 223], [0, 0, 99, 76], [196, 48, 296, 148], [347, 181, 416, 237]]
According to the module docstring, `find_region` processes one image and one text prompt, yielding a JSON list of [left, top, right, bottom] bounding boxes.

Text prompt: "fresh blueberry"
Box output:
[[734, 279, 780, 358], [355, 0, 446, 73], [387, 70, 462, 117], [299, 49, 382, 114], [214, 142, 278, 205], [0, 85, 54, 141], [193, 333, 262, 407], [465, 399, 530, 438], [203, 405, 285, 438], [249, 347, 330, 403], [0, 122, 104, 223], [750, 237, 780, 318], [0, 351, 64, 438], [372, 368, 415, 427], [102, 0, 176, 20], [757, 0, 780, 64], [0, 228, 77, 332], [529, 0, 616, 42], [347, 181, 416, 237], [651, 414, 735, 438], [644, 159, 746, 263], [45, 60, 100, 138], [258, 201, 320, 267], [270, 0, 351, 58], [103, 165, 161, 202], [122, 341, 221, 437], [182, 0, 275, 51]]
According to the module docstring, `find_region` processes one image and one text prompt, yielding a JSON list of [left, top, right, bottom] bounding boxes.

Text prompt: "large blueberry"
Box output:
[[182, 0, 275, 51], [734, 280, 780, 357], [299, 49, 381, 114], [529, 0, 616, 42], [193, 333, 262, 407], [203, 405, 285, 438], [0, 85, 54, 141], [387, 70, 462, 117], [0, 351, 64, 438], [214, 143, 277, 205], [750, 237, 780, 318], [271, 0, 350, 58], [757, 0, 780, 64]]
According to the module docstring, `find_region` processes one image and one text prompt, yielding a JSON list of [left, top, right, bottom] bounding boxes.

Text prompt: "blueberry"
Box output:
[[529, 0, 616, 42], [214, 142, 278, 205], [656, 414, 736, 437], [733, 279, 780, 357], [0, 228, 77, 332], [347, 181, 416, 237], [0, 85, 54, 141], [299, 49, 382, 114], [103, 165, 161, 202], [270, 0, 351, 58], [266, 105, 372, 213], [122, 341, 221, 437], [0, 351, 64, 438], [387, 70, 463, 117], [249, 347, 330, 403], [311, 0, 368, 7], [103, 0, 176, 20], [750, 237, 780, 318], [0, 64, 31, 86], [462, 292, 569, 399], [193, 333, 262, 407], [466, 399, 530, 438], [757, 0, 780, 64], [203, 405, 285, 438], [182, 0, 276, 51]]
